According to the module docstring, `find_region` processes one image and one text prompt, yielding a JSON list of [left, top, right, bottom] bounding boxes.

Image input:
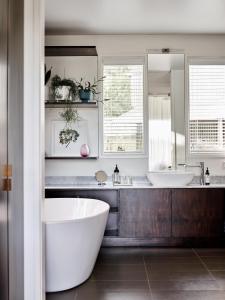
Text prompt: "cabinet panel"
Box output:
[[106, 212, 118, 231], [172, 189, 225, 238], [45, 189, 118, 207], [45, 189, 119, 236], [119, 189, 171, 238]]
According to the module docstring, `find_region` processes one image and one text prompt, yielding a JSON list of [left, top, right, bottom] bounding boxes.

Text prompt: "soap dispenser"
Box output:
[[113, 165, 120, 184], [205, 167, 210, 185]]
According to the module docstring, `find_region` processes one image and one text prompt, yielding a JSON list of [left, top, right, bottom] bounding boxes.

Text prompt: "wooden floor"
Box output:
[[46, 247, 225, 300]]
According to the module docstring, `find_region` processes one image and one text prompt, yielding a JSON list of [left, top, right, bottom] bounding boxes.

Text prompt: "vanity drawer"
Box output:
[[119, 189, 171, 238], [172, 188, 225, 238]]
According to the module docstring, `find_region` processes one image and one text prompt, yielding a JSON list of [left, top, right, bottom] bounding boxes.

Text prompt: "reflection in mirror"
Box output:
[[148, 52, 185, 170]]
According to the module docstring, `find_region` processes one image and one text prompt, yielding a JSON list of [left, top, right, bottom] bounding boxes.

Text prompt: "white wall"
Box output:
[[45, 34, 225, 176], [45, 108, 99, 157]]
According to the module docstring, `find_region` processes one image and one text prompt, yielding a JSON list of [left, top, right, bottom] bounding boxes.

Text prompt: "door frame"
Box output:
[[0, 0, 9, 298], [1, 0, 45, 299], [23, 0, 45, 299]]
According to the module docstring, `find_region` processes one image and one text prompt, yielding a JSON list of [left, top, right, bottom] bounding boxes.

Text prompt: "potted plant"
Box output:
[[51, 75, 78, 102], [76, 77, 104, 102], [59, 106, 80, 147]]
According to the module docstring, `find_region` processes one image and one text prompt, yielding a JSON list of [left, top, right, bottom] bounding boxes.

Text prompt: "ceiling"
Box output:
[[45, 0, 225, 35]]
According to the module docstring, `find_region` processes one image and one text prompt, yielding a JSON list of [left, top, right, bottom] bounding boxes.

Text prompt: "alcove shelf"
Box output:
[[45, 101, 98, 108], [45, 156, 98, 160], [45, 46, 98, 57], [45, 45, 99, 159]]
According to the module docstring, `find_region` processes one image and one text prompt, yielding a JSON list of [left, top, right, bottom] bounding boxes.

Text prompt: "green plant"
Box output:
[[59, 105, 81, 147], [76, 77, 105, 95], [59, 127, 79, 147], [59, 107, 80, 124], [45, 65, 52, 85], [51, 75, 78, 100]]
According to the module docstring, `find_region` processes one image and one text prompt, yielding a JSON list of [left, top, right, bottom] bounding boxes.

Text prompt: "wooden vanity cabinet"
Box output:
[[119, 189, 171, 238], [172, 189, 225, 238], [45, 187, 225, 246], [119, 188, 225, 240]]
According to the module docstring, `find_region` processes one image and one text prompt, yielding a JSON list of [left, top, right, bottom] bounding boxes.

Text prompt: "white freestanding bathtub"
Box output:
[[45, 198, 109, 292]]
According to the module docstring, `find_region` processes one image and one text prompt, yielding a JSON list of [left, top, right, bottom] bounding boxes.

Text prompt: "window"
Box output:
[[102, 58, 144, 154], [189, 60, 225, 155]]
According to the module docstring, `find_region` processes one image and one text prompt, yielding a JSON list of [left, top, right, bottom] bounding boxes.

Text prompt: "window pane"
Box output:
[[189, 64, 225, 154], [103, 64, 144, 153]]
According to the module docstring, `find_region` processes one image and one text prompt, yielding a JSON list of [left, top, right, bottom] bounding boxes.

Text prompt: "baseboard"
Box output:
[[102, 237, 225, 247]]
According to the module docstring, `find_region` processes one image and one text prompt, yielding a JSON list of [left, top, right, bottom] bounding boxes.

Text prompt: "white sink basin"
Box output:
[[147, 170, 194, 187]]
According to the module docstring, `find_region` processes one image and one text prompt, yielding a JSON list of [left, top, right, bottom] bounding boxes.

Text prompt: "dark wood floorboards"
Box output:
[[46, 247, 225, 300]]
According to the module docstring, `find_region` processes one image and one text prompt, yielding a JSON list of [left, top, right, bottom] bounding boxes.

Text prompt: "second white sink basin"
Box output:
[[147, 170, 194, 187]]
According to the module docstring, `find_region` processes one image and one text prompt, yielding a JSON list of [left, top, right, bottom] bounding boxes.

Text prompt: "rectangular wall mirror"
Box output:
[[148, 51, 185, 170]]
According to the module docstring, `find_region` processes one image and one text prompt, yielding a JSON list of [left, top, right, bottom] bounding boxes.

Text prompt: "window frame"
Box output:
[[187, 56, 225, 158], [99, 56, 148, 158]]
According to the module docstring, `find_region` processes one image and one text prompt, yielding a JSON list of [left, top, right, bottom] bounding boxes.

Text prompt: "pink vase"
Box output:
[[80, 144, 90, 158]]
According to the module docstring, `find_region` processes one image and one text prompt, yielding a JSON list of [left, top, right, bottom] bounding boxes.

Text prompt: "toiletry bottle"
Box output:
[[205, 167, 210, 185], [113, 165, 120, 184]]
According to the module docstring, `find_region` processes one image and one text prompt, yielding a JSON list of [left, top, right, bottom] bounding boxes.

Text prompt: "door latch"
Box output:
[[2, 165, 12, 191], [2, 178, 12, 192]]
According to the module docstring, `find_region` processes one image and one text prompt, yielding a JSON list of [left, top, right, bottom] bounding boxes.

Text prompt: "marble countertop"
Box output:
[[45, 184, 225, 189], [45, 176, 225, 189]]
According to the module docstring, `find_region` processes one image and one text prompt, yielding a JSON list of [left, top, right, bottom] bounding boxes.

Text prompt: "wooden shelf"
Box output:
[[45, 156, 98, 160], [45, 101, 98, 108], [45, 46, 98, 57]]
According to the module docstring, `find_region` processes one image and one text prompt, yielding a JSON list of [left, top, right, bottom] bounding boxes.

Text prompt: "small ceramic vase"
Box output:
[[80, 144, 90, 158]]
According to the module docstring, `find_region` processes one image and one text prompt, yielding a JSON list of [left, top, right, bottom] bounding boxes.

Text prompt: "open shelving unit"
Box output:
[[45, 45, 99, 160]]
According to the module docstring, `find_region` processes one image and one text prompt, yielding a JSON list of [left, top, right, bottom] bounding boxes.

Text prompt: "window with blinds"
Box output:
[[189, 63, 225, 155], [103, 61, 144, 154]]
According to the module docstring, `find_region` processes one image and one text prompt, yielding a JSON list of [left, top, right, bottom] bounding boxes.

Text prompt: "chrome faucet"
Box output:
[[178, 162, 205, 185]]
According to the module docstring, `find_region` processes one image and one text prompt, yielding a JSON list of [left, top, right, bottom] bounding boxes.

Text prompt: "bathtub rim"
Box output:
[[44, 197, 110, 225]]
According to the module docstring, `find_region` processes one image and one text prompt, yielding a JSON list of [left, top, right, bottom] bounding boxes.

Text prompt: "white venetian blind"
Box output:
[[189, 63, 225, 154], [103, 62, 144, 153]]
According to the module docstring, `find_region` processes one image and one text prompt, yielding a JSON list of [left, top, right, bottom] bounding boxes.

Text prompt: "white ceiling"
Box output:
[[45, 0, 225, 35]]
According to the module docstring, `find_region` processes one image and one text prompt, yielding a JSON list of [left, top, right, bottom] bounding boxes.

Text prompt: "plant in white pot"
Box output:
[[51, 75, 77, 102]]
